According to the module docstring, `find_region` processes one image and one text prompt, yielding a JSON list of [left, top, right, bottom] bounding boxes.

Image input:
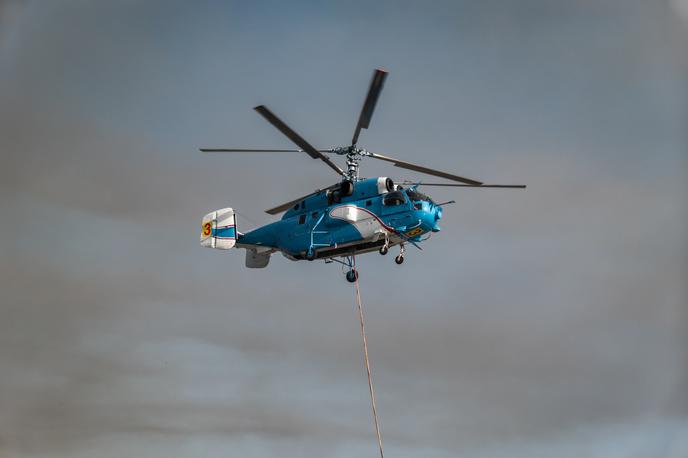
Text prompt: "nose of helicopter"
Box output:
[[431, 204, 442, 232], [435, 205, 443, 221], [413, 200, 442, 233]]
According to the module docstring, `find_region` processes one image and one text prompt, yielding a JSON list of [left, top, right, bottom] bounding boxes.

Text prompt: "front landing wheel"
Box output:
[[346, 269, 359, 283], [379, 245, 389, 255], [395, 255, 404, 265]]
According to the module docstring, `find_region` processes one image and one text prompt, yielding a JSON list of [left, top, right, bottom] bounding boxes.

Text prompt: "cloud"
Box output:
[[0, 1, 686, 457]]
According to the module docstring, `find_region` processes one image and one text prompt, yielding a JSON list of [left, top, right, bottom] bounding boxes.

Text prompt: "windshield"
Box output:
[[406, 188, 434, 204]]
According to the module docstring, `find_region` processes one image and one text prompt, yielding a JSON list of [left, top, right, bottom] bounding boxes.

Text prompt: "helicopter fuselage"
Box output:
[[238, 177, 442, 260]]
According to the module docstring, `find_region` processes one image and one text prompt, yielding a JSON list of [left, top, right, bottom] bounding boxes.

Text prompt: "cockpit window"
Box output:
[[406, 188, 434, 204], [383, 191, 406, 206]]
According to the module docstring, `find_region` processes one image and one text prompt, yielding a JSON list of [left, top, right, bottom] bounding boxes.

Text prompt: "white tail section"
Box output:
[[200, 208, 236, 250]]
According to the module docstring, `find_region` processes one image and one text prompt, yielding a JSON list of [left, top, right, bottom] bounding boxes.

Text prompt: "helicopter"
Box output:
[[200, 68, 525, 282]]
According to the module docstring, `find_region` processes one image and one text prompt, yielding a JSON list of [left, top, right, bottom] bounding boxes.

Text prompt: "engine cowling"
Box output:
[[340, 180, 354, 197], [385, 177, 394, 192]]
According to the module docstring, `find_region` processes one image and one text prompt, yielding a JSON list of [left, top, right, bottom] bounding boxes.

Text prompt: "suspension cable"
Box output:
[[352, 255, 384, 458]]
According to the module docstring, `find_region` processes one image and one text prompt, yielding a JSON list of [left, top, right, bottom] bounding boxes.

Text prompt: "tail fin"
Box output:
[[200, 208, 236, 250]]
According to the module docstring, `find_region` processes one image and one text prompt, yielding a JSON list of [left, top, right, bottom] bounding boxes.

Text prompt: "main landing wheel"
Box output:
[[346, 269, 359, 283], [379, 245, 389, 255], [305, 249, 316, 261], [395, 255, 404, 265]]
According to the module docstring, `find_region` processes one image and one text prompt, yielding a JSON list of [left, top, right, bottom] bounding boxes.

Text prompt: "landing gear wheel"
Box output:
[[305, 249, 316, 261], [346, 269, 359, 283], [379, 245, 389, 255], [395, 243, 406, 264]]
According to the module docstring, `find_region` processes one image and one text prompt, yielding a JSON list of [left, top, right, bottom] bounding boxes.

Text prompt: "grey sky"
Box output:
[[1, 1, 687, 457]]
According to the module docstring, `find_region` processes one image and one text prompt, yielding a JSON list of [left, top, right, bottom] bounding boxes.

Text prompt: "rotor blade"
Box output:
[[253, 105, 345, 176], [352, 68, 388, 146], [201, 148, 334, 153], [408, 182, 526, 189], [202, 148, 304, 153], [367, 152, 483, 185], [265, 184, 340, 215], [265, 195, 312, 216]]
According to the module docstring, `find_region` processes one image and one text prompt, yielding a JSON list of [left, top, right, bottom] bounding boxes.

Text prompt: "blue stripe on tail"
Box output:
[[212, 226, 236, 239]]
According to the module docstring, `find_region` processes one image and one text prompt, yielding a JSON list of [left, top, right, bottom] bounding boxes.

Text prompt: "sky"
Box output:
[[0, 1, 687, 457]]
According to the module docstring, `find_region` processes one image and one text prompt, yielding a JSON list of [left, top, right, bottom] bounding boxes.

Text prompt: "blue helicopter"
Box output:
[[200, 69, 525, 282]]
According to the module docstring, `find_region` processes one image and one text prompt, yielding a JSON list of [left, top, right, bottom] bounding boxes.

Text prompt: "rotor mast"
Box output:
[[329, 146, 365, 181], [346, 147, 361, 181]]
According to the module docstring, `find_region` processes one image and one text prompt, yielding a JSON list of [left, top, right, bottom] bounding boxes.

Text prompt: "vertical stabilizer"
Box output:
[[200, 208, 236, 250]]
